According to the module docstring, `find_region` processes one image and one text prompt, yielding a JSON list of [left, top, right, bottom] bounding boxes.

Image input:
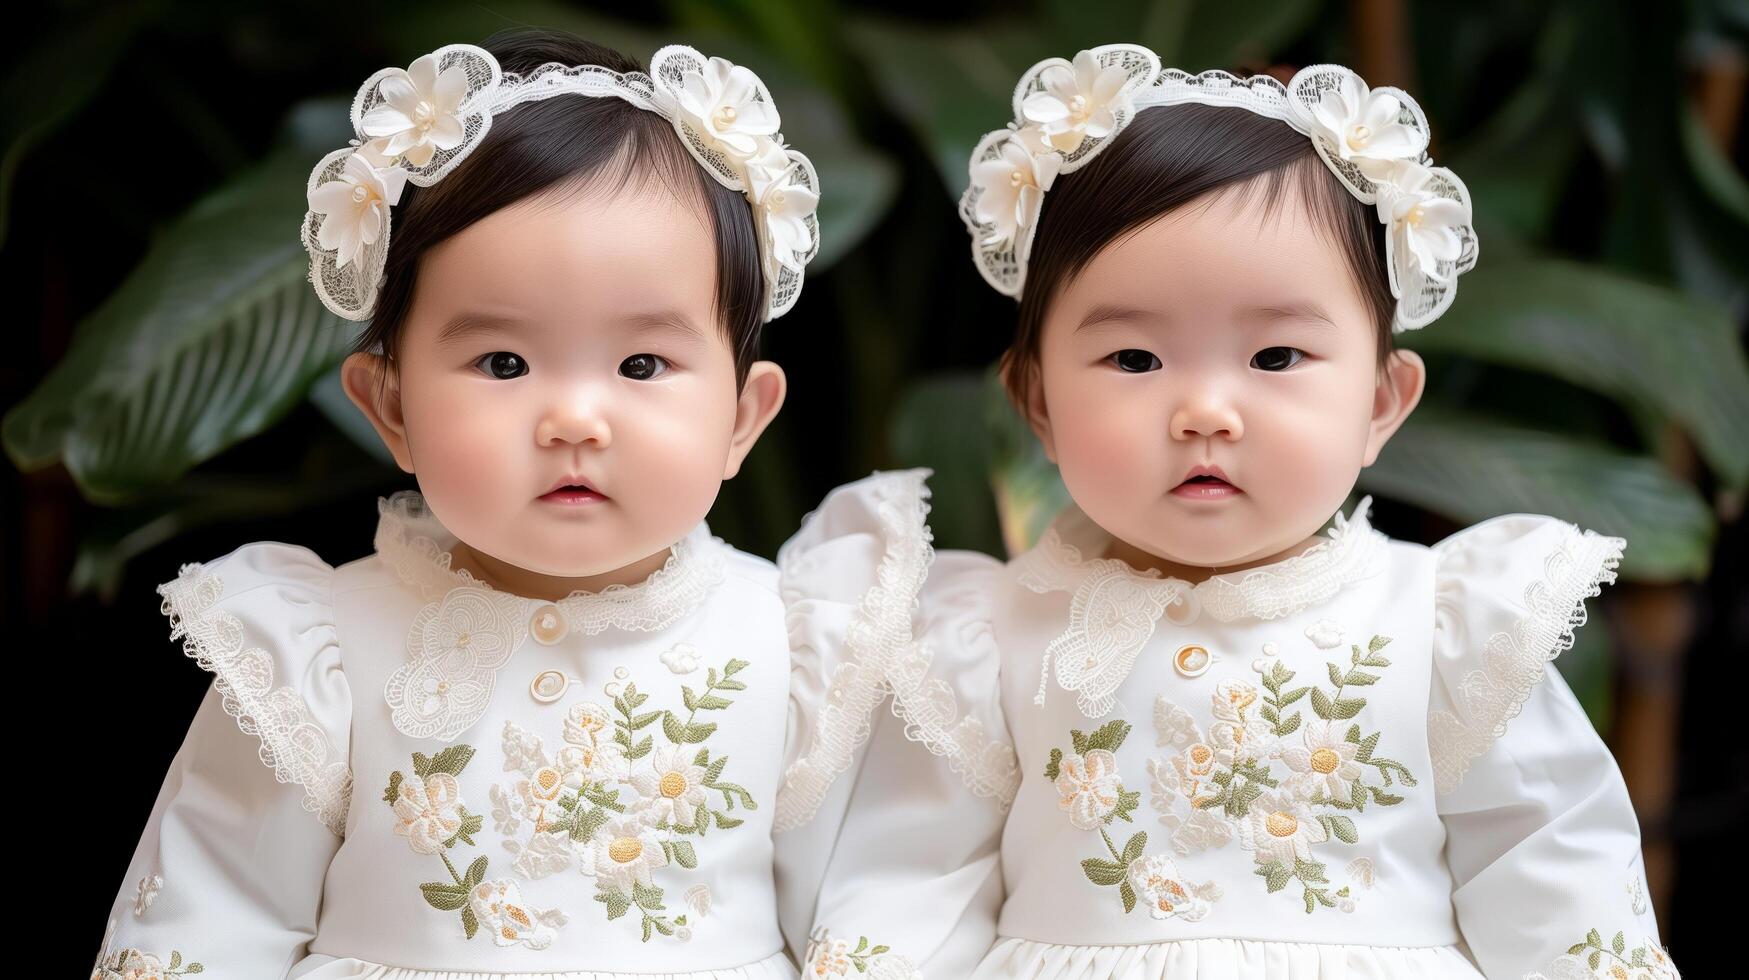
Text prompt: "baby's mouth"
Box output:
[[540, 479, 608, 505], [1171, 467, 1242, 499]]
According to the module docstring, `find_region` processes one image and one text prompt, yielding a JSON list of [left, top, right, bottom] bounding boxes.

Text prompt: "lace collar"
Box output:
[[1015, 497, 1387, 717], [373, 490, 725, 631]]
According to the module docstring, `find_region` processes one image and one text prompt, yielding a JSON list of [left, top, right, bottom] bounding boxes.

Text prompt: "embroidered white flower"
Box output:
[[683, 882, 712, 918], [1236, 789, 1329, 867], [359, 52, 470, 168], [1376, 161, 1471, 285], [501, 719, 550, 775], [513, 765, 572, 833], [488, 783, 522, 836], [971, 126, 1061, 249], [470, 878, 566, 949], [1629, 874, 1649, 915], [1126, 853, 1220, 921], [1279, 721, 1365, 801], [1153, 696, 1199, 748], [1210, 679, 1274, 766], [1161, 806, 1234, 856], [673, 56, 780, 158], [504, 830, 574, 880], [1054, 748, 1122, 829], [132, 874, 162, 916], [586, 815, 670, 891], [561, 702, 628, 783], [1304, 619, 1345, 649], [391, 771, 465, 854], [307, 148, 406, 272], [660, 641, 701, 674], [113, 950, 168, 980], [632, 745, 711, 828], [1306, 70, 1426, 169], [1022, 50, 1132, 153]]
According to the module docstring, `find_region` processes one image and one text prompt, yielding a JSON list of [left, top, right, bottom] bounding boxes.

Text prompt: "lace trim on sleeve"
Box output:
[[158, 563, 352, 836], [1428, 527, 1626, 795], [887, 632, 1022, 808], [773, 471, 934, 834]]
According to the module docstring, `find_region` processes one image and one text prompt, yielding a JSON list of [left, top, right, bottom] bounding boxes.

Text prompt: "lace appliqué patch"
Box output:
[[1427, 526, 1625, 794], [158, 564, 352, 836], [1525, 929, 1679, 979]]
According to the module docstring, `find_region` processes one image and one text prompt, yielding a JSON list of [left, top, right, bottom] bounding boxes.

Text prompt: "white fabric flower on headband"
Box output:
[[672, 56, 780, 159], [301, 43, 820, 322], [306, 144, 405, 272], [1022, 50, 1133, 153], [359, 52, 471, 167], [971, 127, 1061, 251], [959, 50, 1476, 331], [1305, 71, 1427, 172]]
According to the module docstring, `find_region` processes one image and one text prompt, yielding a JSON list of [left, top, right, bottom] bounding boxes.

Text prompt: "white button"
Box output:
[[1173, 644, 1212, 678], [531, 604, 567, 645], [530, 670, 569, 703]]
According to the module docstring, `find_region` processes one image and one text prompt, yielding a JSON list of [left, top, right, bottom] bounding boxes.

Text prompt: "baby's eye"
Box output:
[[1109, 349, 1162, 373], [1251, 346, 1306, 371], [474, 351, 527, 379], [619, 353, 670, 381]]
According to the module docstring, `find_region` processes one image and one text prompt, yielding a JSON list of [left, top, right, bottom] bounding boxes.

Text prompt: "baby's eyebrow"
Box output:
[[435, 311, 527, 347], [620, 310, 709, 343], [1240, 301, 1337, 326], [1075, 304, 1161, 332]]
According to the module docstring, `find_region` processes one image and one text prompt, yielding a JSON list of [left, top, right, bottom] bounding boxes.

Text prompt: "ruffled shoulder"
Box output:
[[773, 469, 933, 833], [1426, 514, 1625, 795], [157, 542, 352, 835]]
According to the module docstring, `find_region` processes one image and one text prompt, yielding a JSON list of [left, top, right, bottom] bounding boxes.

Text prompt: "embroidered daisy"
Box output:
[[1236, 789, 1330, 867], [586, 815, 670, 891], [1279, 721, 1365, 802], [391, 771, 464, 854], [632, 745, 710, 828]]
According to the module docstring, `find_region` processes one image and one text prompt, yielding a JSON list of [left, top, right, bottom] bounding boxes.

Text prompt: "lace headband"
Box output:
[[958, 47, 1478, 331], [302, 43, 821, 323]]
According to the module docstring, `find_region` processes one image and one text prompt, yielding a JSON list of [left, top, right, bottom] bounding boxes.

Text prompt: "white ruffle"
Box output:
[[971, 938, 1485, 980], [156, 544, 351, 835], [774, 469, 934, 833], [287, 949, 797, 980], [1426, 514, 1625, 794]]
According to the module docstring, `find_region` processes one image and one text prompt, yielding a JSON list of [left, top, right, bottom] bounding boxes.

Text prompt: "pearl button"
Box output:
[[1173, 644, 1212, 678], [530, 604, 567, 645], [530, 670, 569, 703]]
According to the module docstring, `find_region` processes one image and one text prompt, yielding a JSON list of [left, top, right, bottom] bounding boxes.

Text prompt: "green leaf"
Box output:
[[671, 840, 698, 869], [1400, 258, 1749, 488], [1310, 689, 1332, 719], [1084, 719, 1132, 754], [1120, 880, 1137, 913], [1044, 747, 1063, 781], [1327, 815, 1359, 844], [1342, 670, 1379, 686], [1360, 406, 1714, 581], [1121, 831, 1147, 865], [1327, 663, 1345, 688], [426, 745, 475, 777], [460, 904, 478, 939], [3, 109, 362, 501], [1080, 858, 1127, 886], [382, 770, 404, 805], [420, 882, 469, 911], [598, 887, 632, 920], [696, 694, 734, 710]]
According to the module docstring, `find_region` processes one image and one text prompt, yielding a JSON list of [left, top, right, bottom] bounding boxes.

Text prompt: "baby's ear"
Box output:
[[341, 352, 415, 474], [1003, 357, 1057, 463], [722, 360, 787, 480], [1363, 349, 1426, 467]]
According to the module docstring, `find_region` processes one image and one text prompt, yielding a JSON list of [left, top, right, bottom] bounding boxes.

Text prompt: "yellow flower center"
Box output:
[[455, 631, 470, 647], [1311, 747, 1341, 774], [1265, 810, 1299, 838], [659, 771, 689, 798], [1347, 123, 1372, 149], [1406, 204, 1427, 228], [535, 768, 561, 795], [608, 836, 642, 863]]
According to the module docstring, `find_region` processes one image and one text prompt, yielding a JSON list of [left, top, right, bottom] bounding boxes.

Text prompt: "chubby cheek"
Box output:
[[608, 394, 735, 534], [402, 380, 532, 510], [1045, 370, 1167, 514], [1243, 380, 1374, 516]]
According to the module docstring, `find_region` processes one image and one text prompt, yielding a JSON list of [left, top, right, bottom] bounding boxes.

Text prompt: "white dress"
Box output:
[[802, 493, 1680, 980], [90, 470, 937, 980]]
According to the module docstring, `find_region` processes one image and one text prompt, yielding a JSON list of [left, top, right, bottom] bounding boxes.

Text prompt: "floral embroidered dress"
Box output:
[[91, 471, 936, 980], [804, 493, 1679, 980]]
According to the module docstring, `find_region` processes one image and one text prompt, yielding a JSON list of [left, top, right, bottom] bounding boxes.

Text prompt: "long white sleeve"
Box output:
[[1428, 514, 1677, 979], [92, 684, 343, 978]]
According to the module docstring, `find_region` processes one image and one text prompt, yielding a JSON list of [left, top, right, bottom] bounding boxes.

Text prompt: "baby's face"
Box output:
[[1030, 182, 1417, 571], [384, 179, 759, 580]]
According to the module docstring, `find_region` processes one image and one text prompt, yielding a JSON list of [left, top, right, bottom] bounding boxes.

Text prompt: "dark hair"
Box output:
[[1001, 103, 1396, 405], [356, 29, 766, 386]]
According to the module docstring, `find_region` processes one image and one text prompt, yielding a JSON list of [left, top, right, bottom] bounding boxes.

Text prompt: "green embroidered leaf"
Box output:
[[1568, 943, 1587, 956], [463, 855, 487, 887], [1343, 670, 1379, 686], [1351, 781, 1368, 808], [1260, 704, 1279, 724], [630, 734, 653, 759], [682, 686, 699, 712], [1121, 831, 1147, 865], [1080, 858, 1127, 886], [460, 905, 479, 939], [715, 677, 747, 691], [642, 918, 654, 942], [1356, 732, 1380, 762], [1084, 719, 1132, 753], [697, 694, 734, 710], [1275, 712, 1301, 737], [706, 667, 719, 687], [1256, 860, 1292, 892], [653, 917, 674, 936], [1113, 787, 1141, 823], [672, 840, 698, 869], [1311, 689, 1332, 719], [1279, 686, 1308, 706], [420, 882, 469, 911], [382, 770, 404, 805], [712, 781, 756, 810], [705, 755, 729, 784], [573, 807, 610, 842], [1589, 951, 1602, 971], [1369, 786, 1405, 806], [1368, 635, 1392, 654], [1305, 889, 1317, 914], [1329, 697, 1366, 719], [633, 882, 666, 909], [1327, 815, 1359, 844], [1044, 747, 1063, 781], [663, 711, 686, 744], [425, 744, 475, 777], [1613, 932, 1626, 954], [411, 751, 432, 778], [169, 952, 181, 969], [713, 811, 745, 829], [1070, 728, 1089, 755], [1295, 858, 1328, 883], [631, 710, 661, 730], [1344, 724, 1362, 743], [1120, 880, 1138, 913], [598, 888, 632, 919], [1327, 663, 1345, 688], [724, 658, 750, 676], [692, 803, 711, 834]]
